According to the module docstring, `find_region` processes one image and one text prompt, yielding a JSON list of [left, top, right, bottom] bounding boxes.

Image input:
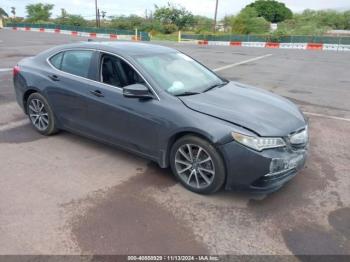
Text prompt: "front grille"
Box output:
[[290, 142, 307, 151]]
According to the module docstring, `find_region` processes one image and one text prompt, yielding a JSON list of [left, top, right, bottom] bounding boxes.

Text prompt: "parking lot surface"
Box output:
[[0, 29, 349, 255]]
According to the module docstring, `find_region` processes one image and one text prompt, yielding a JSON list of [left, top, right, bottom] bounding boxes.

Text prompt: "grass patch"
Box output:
[[151, 34, 178, 41]]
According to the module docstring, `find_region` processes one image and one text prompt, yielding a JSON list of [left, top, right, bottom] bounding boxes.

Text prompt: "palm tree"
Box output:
[[0, 7, 9, 18], [11, 7, 16, 18]]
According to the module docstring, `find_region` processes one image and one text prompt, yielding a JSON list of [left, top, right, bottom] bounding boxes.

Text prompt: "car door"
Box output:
[[83, 52, 162, 159], [46, 49, 102, 133]]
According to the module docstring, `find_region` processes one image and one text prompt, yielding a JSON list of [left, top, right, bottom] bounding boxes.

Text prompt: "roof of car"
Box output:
[[55, 41, 176, 56]]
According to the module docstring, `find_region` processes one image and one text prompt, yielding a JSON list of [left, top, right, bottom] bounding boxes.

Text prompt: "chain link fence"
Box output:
[[182, 33, 350, 44]]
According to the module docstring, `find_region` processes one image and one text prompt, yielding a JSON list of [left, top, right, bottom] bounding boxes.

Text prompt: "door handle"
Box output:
[[48, 74, 60, 81], [89, 89, 104, 97]]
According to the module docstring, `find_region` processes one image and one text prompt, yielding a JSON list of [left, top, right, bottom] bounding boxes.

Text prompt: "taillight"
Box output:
[[13, 65, 20, 77]]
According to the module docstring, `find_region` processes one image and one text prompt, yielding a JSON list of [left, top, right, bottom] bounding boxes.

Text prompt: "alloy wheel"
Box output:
[[28, 99, 49, 131], [175, 144, 215, 189]]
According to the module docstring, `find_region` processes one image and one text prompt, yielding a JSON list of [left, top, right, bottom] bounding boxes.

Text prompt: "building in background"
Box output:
[[270, 23, 278, 31]]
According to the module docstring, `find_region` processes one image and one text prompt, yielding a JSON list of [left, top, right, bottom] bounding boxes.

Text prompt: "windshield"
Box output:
[[135, 52, 225, 96]]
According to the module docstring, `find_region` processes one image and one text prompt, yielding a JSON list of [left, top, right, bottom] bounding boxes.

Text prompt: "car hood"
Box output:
[[179, 82, 306, 137]]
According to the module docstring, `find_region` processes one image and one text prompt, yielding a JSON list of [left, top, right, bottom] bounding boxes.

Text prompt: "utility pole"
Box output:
[[95, 0, 98, 27], [213, 0, 219, 32], [97, 8, 101, 27]]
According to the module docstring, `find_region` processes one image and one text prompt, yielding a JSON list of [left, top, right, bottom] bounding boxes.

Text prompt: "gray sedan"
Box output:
[[13, 42, 308, 194]]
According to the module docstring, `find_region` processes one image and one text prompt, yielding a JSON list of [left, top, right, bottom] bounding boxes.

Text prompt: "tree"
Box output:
[[247, 0, 292, 23], [162, 24, 178, 34], [222, 15, 235, 32], [26, 3, 54, 22], [193, 15, 214, 33], [109, 15, 145, 30], [56, 8, 68, 24], [66, 15, 86, 26], [277, 9, 350, 35], [139, 20, 164, 34], [56, 9, 86, 26], [345, 11, 350, 29], [154, 3, 194, 30], [231, 7, 270, 34], [11, 7, 16, 17], [0, 7, 9, 18]]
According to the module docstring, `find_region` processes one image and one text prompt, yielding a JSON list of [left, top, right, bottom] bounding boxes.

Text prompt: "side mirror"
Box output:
[[123, 84, 153, 99]]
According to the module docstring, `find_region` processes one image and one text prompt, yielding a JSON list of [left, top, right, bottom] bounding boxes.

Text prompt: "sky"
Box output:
[[2, 0, 350, 19]]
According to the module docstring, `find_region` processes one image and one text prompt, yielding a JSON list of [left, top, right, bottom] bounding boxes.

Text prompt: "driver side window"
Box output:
[[100, 54, 145, 88]]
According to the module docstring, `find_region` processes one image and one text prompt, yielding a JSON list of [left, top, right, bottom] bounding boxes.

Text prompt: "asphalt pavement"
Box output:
[[0, 29, 349, 256]]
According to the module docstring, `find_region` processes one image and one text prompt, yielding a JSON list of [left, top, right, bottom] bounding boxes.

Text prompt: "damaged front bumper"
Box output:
[[218, 140, 308, 193]]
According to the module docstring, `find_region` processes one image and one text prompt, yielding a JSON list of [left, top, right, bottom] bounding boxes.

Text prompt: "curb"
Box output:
[[7, 27, 141, 41], [183, 39, 350, 52]]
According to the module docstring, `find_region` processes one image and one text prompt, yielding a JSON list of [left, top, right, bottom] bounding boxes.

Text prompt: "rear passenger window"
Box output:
[[60, 50, 94, 78], [49, 52, 63, 69]]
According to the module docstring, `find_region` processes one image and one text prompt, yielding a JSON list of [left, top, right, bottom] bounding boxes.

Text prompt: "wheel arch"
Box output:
[[23, 88, 40, 114], [165, 129, 228, 194], [163, 130, 216, 168]]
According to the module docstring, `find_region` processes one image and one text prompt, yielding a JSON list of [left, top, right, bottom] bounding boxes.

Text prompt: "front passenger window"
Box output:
[[61, 50, 94, 78], [100, 54, 145, 88], [101, 55, 122, 87]]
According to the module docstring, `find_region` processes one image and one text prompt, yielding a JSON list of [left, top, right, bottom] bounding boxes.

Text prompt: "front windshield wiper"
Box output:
[[174, 81, 229, 96], [203, 81, 229, 93], [175, 91, 201, 96]]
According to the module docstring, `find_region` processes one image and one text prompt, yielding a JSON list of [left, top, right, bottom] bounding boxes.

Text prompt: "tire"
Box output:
[[170, 135, 226, 194], [26, 93, 58, 135]]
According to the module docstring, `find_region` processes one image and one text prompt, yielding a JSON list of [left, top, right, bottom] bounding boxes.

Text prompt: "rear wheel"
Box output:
[[170, 135, 226, 194], [26, 93, 58, 135]]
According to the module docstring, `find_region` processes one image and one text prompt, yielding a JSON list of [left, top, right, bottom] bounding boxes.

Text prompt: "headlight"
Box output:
[[289, 126, 308, 145], [232, 132, 286, 151]]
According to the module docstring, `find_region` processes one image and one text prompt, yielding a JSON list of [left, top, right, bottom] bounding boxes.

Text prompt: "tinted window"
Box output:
[[100, 54, 144, 87], [61, 50, 94, 78], [49, 52, 63, 69]]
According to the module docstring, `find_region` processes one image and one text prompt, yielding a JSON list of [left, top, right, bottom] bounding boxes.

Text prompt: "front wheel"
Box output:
[[170, 135, 226, 194], [27, 93, 58, 135]]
